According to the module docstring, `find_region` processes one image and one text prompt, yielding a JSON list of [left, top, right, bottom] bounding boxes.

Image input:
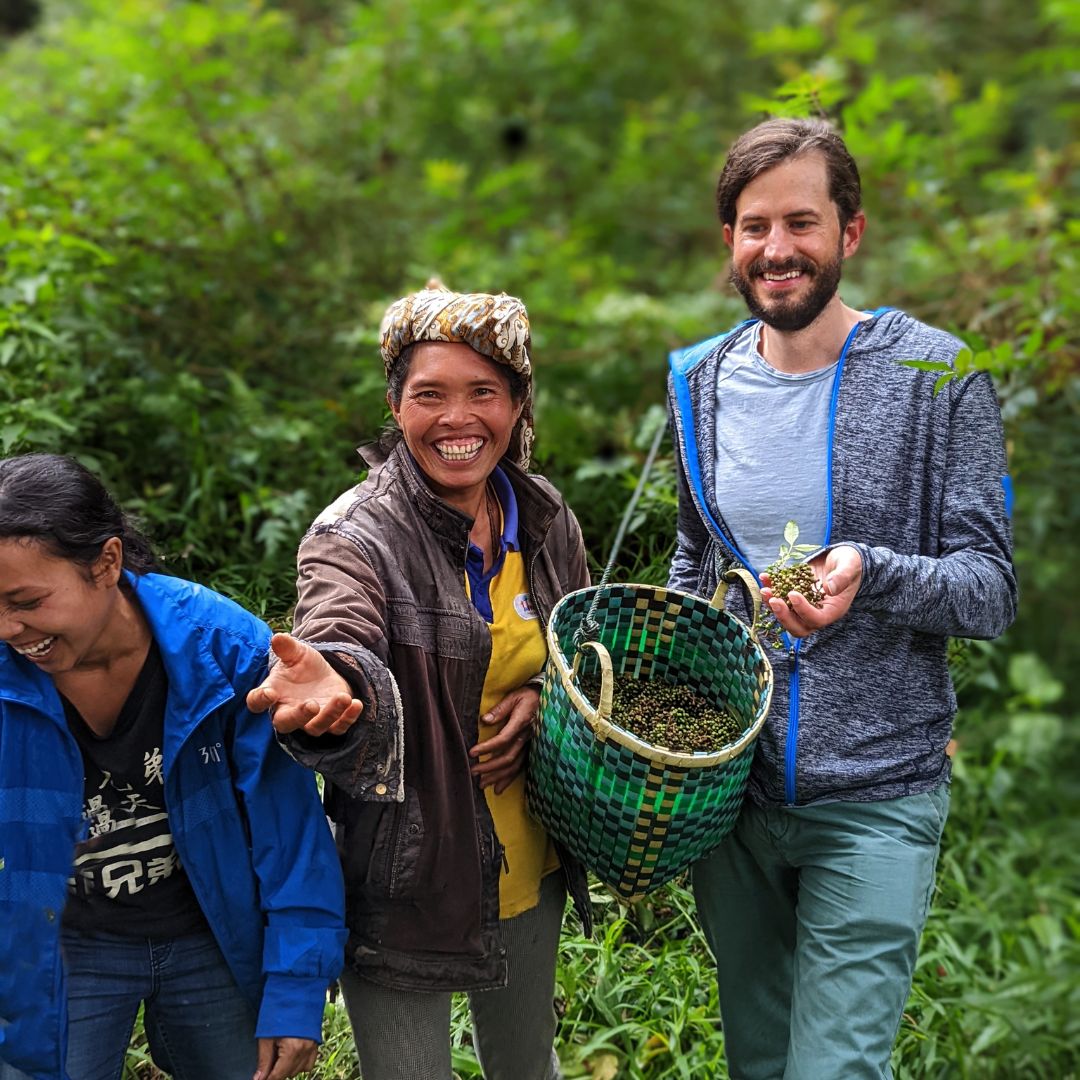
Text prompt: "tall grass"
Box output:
[[121, 678, 1078, 1079]]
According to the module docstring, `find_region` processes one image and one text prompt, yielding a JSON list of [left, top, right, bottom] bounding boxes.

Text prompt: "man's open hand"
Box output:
[[760, 545, 862, 638]]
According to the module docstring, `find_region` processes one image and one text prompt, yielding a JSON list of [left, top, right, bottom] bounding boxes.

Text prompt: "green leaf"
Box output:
[[952, 347, 975, 372], [998, 711, 1065, 760], [783, 521, 799, 546], [57, 234, 115, 264], [1007, 653, 1064, 706], [899, 359, 953, 373], [933, 371, 958, 396], [15, 319, 59, 343], [19, 405, 77, 434]]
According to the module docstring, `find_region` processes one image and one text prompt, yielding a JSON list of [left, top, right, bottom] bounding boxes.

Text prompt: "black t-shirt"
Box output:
[[61, 641, 210, 938]]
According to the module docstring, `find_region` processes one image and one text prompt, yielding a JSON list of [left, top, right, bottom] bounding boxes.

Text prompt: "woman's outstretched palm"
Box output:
[[246, 633, 364, 736]]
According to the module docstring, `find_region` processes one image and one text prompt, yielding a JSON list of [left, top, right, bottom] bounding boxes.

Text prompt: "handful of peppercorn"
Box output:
[[755, 520, 826, 648], [578, 671, 743, 754], [767, 562, 825, 609]]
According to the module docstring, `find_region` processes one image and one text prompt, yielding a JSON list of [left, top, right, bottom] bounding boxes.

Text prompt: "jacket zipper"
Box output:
[[780, 317, 868, 804], [786, 642, 801, 803], [673, 316, 877, 806], [161, 699, 240, 930]]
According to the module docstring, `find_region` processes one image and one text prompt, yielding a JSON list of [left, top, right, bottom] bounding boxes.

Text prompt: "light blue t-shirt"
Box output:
[[714, 324, 836, 573]]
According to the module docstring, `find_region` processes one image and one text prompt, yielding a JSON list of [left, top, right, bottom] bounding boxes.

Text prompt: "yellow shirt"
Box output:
[[466, 475, 560, 918]]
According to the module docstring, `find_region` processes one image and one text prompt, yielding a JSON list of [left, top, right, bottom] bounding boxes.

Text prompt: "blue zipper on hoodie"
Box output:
[[671, 312, 889, 804], [782, 312, 890, 803], [669, 321, 754, 575]]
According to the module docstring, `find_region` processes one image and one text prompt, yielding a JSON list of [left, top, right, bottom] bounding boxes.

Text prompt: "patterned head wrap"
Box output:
[[379, 279, 534, 469]]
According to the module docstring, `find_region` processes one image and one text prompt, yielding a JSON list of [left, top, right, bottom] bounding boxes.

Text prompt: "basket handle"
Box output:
[[709, 567, 762, 642], [571, 639, 616, 742]]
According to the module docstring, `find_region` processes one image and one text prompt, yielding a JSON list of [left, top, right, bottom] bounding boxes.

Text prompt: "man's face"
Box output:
[[724, 152, 864, 332]]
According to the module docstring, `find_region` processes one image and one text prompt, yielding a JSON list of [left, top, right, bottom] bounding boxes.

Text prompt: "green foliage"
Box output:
[[123, 703, 1080, 1078], [897, 660, 1080, 1079], [1, 0, 1076, 1076], [1, 2, 1074, 608], [777, 520, 819, 565], [900, 346, 1022, 396], [749, 520, 825, 648]]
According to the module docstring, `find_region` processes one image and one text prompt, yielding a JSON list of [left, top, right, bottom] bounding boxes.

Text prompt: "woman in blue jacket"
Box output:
[[0, 453, 348, 1080]]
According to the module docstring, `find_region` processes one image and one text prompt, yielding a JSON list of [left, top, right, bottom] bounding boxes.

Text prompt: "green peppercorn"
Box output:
[[579, 673, 742, 753]]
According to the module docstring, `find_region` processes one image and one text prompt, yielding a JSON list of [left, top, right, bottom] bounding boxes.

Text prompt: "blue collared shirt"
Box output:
[[465, 465, 520, 623]]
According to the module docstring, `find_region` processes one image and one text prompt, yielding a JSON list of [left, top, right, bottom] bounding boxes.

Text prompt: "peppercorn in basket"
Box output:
[[526, 570, 773, 901]]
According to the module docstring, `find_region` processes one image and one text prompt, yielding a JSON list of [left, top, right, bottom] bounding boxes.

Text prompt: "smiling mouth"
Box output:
[[761, 270, 803, 282], [12, 636, 56, 658], [434, 438, 484, 461]]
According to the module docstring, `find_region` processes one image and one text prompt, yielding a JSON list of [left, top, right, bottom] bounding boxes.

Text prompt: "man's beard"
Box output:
[[729, 247, 844, 332]]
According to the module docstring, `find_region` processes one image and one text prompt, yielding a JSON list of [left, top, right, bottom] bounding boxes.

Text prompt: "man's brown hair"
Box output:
[[717, 118, 862, 229]]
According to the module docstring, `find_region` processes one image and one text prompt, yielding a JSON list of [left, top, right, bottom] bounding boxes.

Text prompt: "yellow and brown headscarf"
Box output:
[[379, 279, 534, 469]]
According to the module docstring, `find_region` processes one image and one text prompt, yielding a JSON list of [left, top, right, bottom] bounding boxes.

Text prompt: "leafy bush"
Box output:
[[1, 1, 1076, 1076]]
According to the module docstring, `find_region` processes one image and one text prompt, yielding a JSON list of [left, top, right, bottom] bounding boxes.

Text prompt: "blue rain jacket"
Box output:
[[0, 572, 346, 1079]]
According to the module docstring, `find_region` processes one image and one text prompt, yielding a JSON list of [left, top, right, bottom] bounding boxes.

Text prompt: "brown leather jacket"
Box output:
[[281, 441, 592, 991]]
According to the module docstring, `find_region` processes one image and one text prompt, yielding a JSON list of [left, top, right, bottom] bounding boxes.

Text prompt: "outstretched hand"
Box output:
[[760, 544, 862, 638], [469, 685, 540, 794], [246, 632, 364, 736]]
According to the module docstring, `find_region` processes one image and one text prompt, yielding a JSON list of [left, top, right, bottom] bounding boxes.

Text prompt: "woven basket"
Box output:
[[526, 570, 773, 901]]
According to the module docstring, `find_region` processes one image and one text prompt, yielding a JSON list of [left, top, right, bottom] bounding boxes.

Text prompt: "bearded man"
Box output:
[[666, 118, 1016, 1079]]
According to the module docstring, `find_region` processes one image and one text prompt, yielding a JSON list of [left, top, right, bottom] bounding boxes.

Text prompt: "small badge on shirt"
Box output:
[[514, 593, 539, 620]]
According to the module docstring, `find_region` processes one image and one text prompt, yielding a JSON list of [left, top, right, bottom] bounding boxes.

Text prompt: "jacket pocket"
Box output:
[[386, 598, 473, 660], [366, 787, 425, 899]]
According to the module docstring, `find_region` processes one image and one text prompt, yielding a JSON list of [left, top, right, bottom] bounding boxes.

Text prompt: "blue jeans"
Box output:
[[693, 786, 950, 1080], [0, 928, 258, 1080]]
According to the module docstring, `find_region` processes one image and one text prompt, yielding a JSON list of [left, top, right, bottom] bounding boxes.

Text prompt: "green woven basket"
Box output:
[[526, 571, 773, 901]]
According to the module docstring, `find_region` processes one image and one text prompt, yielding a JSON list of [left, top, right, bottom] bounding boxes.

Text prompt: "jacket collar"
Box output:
[[119, 573, 237, 761], [0, 642, 63, 712]]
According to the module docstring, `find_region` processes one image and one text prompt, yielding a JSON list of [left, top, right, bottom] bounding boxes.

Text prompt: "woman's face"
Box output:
[[389, 342, 524, 510], [0, 537, 123, 674]]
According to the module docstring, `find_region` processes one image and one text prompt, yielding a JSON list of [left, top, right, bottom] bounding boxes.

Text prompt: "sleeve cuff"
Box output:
[[255, 973, 335, 1043]]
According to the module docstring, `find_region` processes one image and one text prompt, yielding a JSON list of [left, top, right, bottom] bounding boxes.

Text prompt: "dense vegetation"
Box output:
[[2, 1, 1076, 1076]]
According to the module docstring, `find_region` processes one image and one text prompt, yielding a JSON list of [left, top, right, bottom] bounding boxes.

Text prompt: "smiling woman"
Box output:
[[388, 341, 525, 531], [0, 454, 346, 1080], [253, 280, 593, 1080]]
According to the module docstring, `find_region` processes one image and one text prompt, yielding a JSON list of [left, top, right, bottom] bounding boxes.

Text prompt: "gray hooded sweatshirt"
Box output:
[[667, 308, 1017, 807]]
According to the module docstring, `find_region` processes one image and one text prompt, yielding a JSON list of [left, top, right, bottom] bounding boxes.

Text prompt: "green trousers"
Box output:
[[693, 785, 949, 1080]]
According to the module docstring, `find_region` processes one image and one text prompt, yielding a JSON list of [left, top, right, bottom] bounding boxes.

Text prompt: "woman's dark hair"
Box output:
[[385, 342, 418, 409], [379, 341, 527, 452], [716, 117, 862, 230], [0, 453, 158, 574]]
